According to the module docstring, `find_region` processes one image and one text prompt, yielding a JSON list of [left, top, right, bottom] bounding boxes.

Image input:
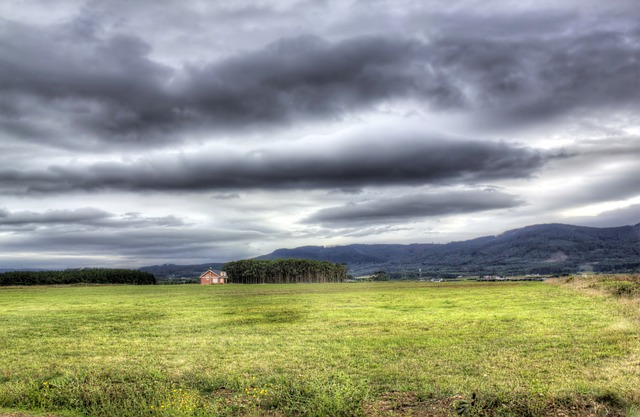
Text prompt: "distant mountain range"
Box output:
[[141, 223, 640, 279]]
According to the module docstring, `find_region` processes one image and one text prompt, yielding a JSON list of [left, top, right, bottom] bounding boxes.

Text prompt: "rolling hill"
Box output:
[[142, 223, 640, 278]]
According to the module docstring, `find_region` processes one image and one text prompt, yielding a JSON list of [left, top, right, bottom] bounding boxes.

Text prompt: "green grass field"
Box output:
[[0, 280, 638, 416]]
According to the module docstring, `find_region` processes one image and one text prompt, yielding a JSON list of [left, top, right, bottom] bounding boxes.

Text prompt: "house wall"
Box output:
[[200, 270, 226, 284]]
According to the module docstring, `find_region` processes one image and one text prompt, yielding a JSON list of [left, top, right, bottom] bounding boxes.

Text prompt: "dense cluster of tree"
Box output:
[[0, 269, 156, 286], [223, 259, 347, 284]]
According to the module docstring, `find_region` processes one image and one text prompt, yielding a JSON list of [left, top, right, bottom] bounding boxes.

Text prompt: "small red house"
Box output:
[[200, 269, 227, 285]]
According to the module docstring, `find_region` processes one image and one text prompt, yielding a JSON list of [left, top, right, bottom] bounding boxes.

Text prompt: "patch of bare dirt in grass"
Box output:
[[543, 397, 626, 417], [364, 392, 628, 416]]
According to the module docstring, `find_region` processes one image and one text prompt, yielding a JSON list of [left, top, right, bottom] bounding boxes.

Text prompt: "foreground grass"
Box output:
[[0, 280, 638, 416]]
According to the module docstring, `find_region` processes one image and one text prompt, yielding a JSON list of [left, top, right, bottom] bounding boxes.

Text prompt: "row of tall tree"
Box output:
[[0, 269, 156, 286], [223, 259, 347, 284]]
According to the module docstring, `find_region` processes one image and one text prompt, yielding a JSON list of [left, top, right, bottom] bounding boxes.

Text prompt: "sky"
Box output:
[[1, 0, 639, 269]]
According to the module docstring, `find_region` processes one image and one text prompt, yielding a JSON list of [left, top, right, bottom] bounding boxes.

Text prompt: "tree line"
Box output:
[[223, 259, 347, 284], [0, 269, 156, 286]]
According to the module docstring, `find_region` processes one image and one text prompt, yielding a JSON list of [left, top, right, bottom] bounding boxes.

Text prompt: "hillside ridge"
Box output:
[[142, 222, 640, 278]]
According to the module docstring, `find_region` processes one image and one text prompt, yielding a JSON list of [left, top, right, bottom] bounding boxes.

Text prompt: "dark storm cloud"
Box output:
[[176, 34, 461, 124], [0, 207, 185, 231], [0, 137, 547, 194], [0, 18, 172, 142], [1, 10, 637, 147], [425, 31, 639, 126], [306, 190, 522, 226], [0, 19, 437, 145]]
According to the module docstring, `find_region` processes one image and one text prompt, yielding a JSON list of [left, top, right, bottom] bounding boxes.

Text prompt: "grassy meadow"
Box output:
[[0, 280, 639, 416]]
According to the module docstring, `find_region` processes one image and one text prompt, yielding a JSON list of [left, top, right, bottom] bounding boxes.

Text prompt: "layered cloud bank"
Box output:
[[0, 133, 548, 193], [0, 0, 638, 268]]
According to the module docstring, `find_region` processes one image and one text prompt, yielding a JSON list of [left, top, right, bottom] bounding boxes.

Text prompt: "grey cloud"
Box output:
[[177, 34, 453, 123], [210, 192, 241, 200], [568, 169, 640, 207], [571, 204, 640, 228], [0, 19, 435, 145], [570, 136, 640, 158], [306, 190, 523, 226], [0, 207, 267, 264], [1, 227, 267, 263], [292, 222, 413, 239], [20, 229, 253, 251], [0, 207, 109, 225], [0, 136, 547, 194], [425, 10, 578, 40], [309, 224, 414, 239], [338, 225, 414, 238], [426, 30, 639, 126], [106, 212, 186, 228], [542, 137, 640, 207], [1, 1, 638, 268], [0, 18, 172, 145], [0, 208, 185, 230], [2, 10, 637, 147]]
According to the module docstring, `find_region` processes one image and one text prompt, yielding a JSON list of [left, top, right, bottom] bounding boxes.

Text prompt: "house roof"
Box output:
[[199, 269, 221, 278]]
